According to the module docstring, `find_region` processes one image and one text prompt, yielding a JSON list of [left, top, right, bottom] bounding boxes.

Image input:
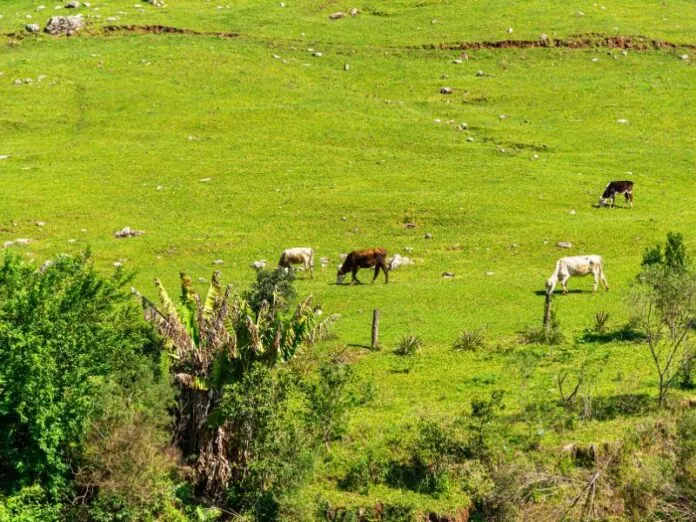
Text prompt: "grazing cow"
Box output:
[[336, 248, 388, 285], [278, 247, 314, 278], [546, 255, 609, 295], [599, 181, 634, 208]]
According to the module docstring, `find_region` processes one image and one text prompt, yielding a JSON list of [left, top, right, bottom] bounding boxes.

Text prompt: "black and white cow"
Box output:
[[599, 181, 634, 208]]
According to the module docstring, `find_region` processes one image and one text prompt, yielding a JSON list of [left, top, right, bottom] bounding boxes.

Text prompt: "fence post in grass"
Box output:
[[371, 309, 380, 349], [543, 292, 552, 332]]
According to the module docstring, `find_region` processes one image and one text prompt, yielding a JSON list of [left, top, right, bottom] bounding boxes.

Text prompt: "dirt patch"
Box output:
[[424, 34, 696, 51], [100, 24, 240, 38]]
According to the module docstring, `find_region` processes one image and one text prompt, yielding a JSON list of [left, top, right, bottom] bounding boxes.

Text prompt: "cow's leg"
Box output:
[[609, 193, 615, 208], [383, 263, 389, 284], [627, 191, 633, 209], [371, 264, 380, 283], [592, 270, 599, 293], [352, 267, 362, 285], [601, 271, 609, 291], [561, 274, 571, 294]]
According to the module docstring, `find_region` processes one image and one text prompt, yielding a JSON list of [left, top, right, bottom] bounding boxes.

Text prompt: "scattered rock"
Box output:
[[404, 222, 417, 229], [67, 239, 77, 244], [556, 241, 573, 249], [424, 233, 433, 239], [36, 5, 46, 11], [113, 226, 144, 238], [37, 75, 46, 81], [440, 87, 453, 94], [40, 260, 53, 272], [44, 14, 84, 35], [25, 23, 41, 33], [350, 7, 358, 16], [312, 51, 323, 57], [36, 221, 46, 227], [213, 259, 224, 265], [511, 243, 519, 248], [341, 216, 348, 222], [485, 271, 495, 276], [328, 11, 345, 20], [476, 70, 485, 77], [197, 277, 206, 283], [452, 59, 463, 64], [617, 118, 628, 124], [343, 63, 350, 71], [113, 261, 123, 268], [200, 178, 211, 182], [0, 155, 9, 160], [250, 259, 266, 270], [15, 238, 31, 245], [65, 1, 81, 8], [466, 136, 475, 142], [441, 271, 455, 278], [388, 254, 414, 271], [13, 79, 23, 85], [569, 209, 576, 215], [680, 54, 689, 60], [404, 246, 413, 253], [507, 27, 513, 34]]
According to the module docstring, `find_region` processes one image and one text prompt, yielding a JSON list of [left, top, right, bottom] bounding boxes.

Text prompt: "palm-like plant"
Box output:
[[136, 271, 322, 500]]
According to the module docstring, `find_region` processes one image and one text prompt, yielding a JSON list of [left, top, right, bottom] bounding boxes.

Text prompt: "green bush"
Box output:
[[0, 252, 167, 497], [243, 268, 296, 315], [393, 335, 423, 356]]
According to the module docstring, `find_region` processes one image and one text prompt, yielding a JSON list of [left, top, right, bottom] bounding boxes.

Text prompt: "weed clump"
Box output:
[[453, 329, 486, 352], [394, 335, 424, 356]]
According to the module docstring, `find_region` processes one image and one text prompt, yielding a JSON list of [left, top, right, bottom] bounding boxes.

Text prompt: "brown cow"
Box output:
[[336, 248, 389, 285]]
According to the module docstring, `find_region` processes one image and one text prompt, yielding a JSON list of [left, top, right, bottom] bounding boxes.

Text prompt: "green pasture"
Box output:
[[1, 0, 696, 513]]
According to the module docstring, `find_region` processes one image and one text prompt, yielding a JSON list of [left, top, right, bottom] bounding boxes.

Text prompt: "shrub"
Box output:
[[393, 335, 423, 356], [593, 310, 610, 332], [303, 358, 357, 445], [0, 252, 166, 496], [453, 329, 486, 352], [243, 268, 296, 315]]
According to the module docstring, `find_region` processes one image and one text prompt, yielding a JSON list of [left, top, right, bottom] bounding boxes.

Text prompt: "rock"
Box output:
[[312, 51, 323, 57], [569, 209, 576, 215], [404, 222, 417, 229], [113, 261, 123, 268], [250, 260, 266, 270], [388, 254, 414, 271], [476, 70, 485, 76], [272, 54, 281, 59], [424, 233, 433, 239], [404, 246, 413, 253], [198, 277, 206, 283], [40, 260, 53, 272], [452, 59, 463, 64], [13, 79, 23, 85], [279, 2, 285, 6], [343, 63, 350, 71], [35, 221, 45, 227], [556, 241, 572, 249], [540, 33, 549, 41], [341, 216, 348, 221], [25, 23, 41, 33], [680, 54, 689, 60], [459, 122, 468, 130], [441, 271, 455, 278], [440, 87, 453, 94], [350, 8, 358, 16], [37, 75, 46, 81], [67, 239, 76, 244], [617, 118, 628, 124], [15, 238, 31, 245], [466, 136, 475, 142], [434, 119, 441, 124], [213, 259, 224, 265], [113, 226, 144, 238], [591, 58, 599, 62], [36, 5, 46, 11], [0, 155, 9, 160], [328, 11, 345, 20], [200, 178, 211, 182], [44, 14, 84, 35], [507, 27, 513, 34], [65, 1, 81, 7], [485, 271, 495, 276], [511, 243, 519, 248]]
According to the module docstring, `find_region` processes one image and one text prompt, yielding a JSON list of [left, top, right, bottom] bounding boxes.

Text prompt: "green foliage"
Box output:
[[593, 310, 610, 332], [243, 268, 297, 315], [303, 358, 357, 444], [641, 231, 689, 273], [467, 391, 505, 460], [453, 329, 486, 352], [220, 364, 314, 521], [393, 335, 424, 356], [0, 486, 61, 522], [0, 252, 165, 496], [519, 311, 564, 345]]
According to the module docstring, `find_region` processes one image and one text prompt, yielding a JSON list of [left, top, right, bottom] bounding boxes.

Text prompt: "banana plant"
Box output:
[[136, 270, 328, 500]]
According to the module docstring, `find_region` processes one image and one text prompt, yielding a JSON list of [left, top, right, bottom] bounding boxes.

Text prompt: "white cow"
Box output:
[[546, 255, 609, 295], [278, 247, 314, 278]]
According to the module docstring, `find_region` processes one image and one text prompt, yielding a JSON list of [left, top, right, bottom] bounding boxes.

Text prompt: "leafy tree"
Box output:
[[243, 268, 296, 315], [0, 252, 165, 496], [634, 233, 696, 407], [138, 271, 325, 502]]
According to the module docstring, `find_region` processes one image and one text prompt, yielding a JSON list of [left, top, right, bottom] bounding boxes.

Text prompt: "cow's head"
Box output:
[[545, 277, 555, 292], [336, 269, 347, 285]]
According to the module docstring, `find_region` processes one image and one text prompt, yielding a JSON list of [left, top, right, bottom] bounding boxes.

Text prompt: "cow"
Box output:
[[278, 247, 314, 278], [599, 181, 634, 208], [336, 248, 389, 285], [546, 255, 609, 295]]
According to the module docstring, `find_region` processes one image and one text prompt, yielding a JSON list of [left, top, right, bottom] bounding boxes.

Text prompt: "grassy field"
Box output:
[[2, 1, 696, 516]]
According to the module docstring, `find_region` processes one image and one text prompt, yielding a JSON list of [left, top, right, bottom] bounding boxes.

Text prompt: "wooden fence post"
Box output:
[[543, 292, 552, 331], [371, 309, 380, 349]]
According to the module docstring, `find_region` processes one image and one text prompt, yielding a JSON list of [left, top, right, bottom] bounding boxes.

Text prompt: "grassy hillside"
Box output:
[[1, 1, 696, 518]]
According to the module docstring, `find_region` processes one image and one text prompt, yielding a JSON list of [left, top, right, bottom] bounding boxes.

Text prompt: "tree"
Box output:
[[634, 233, 696, 408], [0, 252, 166, 496], [138, 271, 325, 502]]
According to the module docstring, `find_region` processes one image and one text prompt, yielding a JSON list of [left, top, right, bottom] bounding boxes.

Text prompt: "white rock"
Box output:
[[350, 7, 358, 16], [442, 271, 455, 278], [328, 11, 345, 20], [466, 136, 475, 142], [476, 70, 485, 76], [556, 241, 573, 249], [312, 51, 323, 57], [680, 54, 689, 60], [485, 271, 495, 276], [67, 239, 76, 244], [213, 259, 224, 265], [36, 221, 45, 227], [200, 178, 211, 182], [113, 227, 144, 238], [0, 155, 9, 160], [617, 118, 628, 124], [569, 209, 576, 215], [507, 27, 513, 34], [25, 23, 41, 33], [440, 87, 453, 94]]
